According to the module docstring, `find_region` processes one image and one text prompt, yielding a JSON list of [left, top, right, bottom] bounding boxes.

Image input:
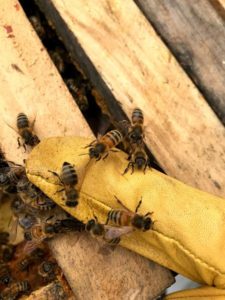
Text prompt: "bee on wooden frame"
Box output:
[[23, 218, 57, 253], [0, 280, 30, 300], [17, 176, 56, 211], [17, 247, 45, 272], [16, 113, 40, 150]]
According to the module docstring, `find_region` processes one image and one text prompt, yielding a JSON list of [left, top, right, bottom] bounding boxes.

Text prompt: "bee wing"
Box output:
[[23, 238, 45, 254], [8, 215, 18, 242], [104, 226, 134, 240], [116, 120, 131, 135]]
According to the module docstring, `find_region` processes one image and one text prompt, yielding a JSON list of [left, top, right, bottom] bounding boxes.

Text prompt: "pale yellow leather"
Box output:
[[165, 286, 225, 299], [26, 136, 225, 293]]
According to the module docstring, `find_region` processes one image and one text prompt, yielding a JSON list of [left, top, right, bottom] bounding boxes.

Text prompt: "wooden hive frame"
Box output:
[[1, 0, 225, 298]]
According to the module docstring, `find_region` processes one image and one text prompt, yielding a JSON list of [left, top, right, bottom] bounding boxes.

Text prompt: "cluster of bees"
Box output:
[[28, 13, 90, 112], [0, 107, 152, 298], [0, 113, 84, 299]]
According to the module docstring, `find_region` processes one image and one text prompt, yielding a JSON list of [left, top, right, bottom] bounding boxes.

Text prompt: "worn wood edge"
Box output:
[[0, 1, 173, 298], [34, 0, 225, 198], [135, 0, 225, 125]]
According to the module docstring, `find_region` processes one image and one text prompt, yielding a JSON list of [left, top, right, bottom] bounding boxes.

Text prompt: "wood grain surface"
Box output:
[[135, 0, 225, 125], [0, 1, 173, 299], [35, 0, 225, 198]]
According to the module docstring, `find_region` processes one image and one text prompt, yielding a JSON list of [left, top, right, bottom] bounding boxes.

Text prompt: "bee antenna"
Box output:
[[78, 153, 89, 156], [93, 214, 98, 222]]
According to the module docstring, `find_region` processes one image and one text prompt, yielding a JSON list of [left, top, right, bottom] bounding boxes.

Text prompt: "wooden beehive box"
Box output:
[[1, 0, 225, 299]]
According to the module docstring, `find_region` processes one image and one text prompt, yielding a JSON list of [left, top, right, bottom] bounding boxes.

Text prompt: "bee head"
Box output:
[[85, 219, 96, 231], [11, 198, 24, 213], [0, 274, 11, 285], [135, 156, 146, 169], [31, 135, 40, 146], [24, 231, 32, 241], [0, 173, 9, 186], [22, 129, 33, 144], [132, 215, 152, 231], [89, 144, 105, 160], [42, 261, 55, 273], [45, 224, 55, 234], [143, 217, 152, 231]]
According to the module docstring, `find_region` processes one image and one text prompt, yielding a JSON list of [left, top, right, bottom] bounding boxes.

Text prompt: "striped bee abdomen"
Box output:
[[17, 113, 29, 129], [61, 162, 78, 186], [132, 108, 144, 125], [104, 130, 123, 147]]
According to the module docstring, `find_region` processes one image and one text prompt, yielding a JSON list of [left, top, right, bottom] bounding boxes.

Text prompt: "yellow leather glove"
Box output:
[[26, 136, 225, 299]]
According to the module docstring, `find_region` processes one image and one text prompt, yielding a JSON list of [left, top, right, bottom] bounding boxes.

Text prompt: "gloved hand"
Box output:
[[26, 136, 225, 299]]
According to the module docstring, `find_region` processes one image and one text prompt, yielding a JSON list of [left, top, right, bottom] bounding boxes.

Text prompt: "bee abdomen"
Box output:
[[17, 113, 29, 129], [61, 162, 78, 185], [108, 237, 121, 245], [132, 108, 144, 125], [105, 130, 123, 147], [19, 280, 30, 291], [108, 210, 121, 225]]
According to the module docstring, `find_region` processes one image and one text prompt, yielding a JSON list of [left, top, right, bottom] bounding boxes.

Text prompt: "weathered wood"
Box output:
[[0, 1, 173, 298], [50, 233, 174, 300], [35, 0, 225, 197], [135, 0, 225, 125]]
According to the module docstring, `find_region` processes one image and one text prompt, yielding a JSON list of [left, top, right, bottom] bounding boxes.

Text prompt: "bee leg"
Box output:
[[93, 214, 98, 222], [102, 153, 109, 160], [17, 137, 21, 148], [135, 197, 143, 213], [48, 170, 63, 185], [144, 211, 153, 217], [143, 162, 148, 174], [83, 139, 96, 149], [114, 195, 130, 211], [55, 188, 64, 193], [122, 162, 132, 175], [110, 149, 120, 153], [105, 214, 109, 225], [22, 142, 27, 153]]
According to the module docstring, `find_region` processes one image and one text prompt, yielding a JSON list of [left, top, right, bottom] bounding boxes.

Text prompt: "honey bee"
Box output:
[[106, 196, 153, 232], [128, 108, 145, 145], [123, 144, 151, 174], [66, 78, 89, 111], [1, 244, 15, 263], [85, 130, 123, 161], [9, 197, 37, 242], [53, 218, 85, 233], [0, 264, 12, 285], [16, 113, 40, 150], [23, 219, 57, 253], [0, 164, 25, 194], [86, 216, 133, 246], [49, 162, 79, 207], [49, 49, 65, 74], [17, 176, 56, 211], [0, 280, 30, 300], [29, 15, 46, 40], [38, 261, 56, 280], [50, 280, 67, 300], [0, 232, 9, 245], [18, 247, 45, 271]]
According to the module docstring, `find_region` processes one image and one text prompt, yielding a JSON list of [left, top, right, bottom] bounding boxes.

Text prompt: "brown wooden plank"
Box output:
[[35, 0, 225, 197], [0, 0, 173, 298], [135, 0, 225, 125]]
